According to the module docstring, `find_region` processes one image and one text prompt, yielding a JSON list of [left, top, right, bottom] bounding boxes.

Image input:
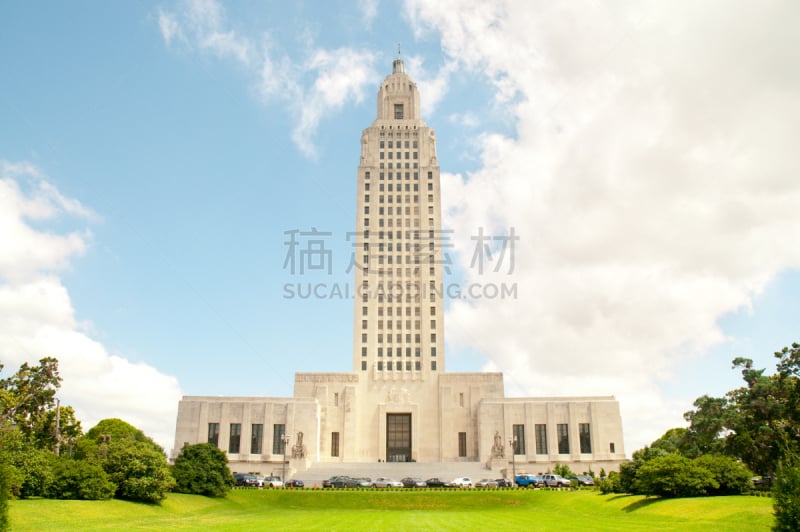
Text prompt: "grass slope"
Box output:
[[9, 489, 774, 531]]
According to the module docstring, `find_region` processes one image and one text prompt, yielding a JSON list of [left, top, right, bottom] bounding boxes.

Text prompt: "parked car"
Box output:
[[233, 473, 261, 487], [324, 476, 358, 488], [285, 479, 304, 488], [542, 474, 572, 488], [261, 475, 283, 488], [424, 477, 448, 487], [372, 477, 404, 488], [355, 478, 373, 488], [495, 478, 512, 487], [401, 477, 427, 488], [448, 477, 473, 488], [475, 478, 499, 488], [331, 476, 360, 488], [574, 475, 594, 486], [514, 474, 543, 488]]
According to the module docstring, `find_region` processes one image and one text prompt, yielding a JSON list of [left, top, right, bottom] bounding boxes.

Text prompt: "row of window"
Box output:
[[361, 228, 438, 241], [379, 151, 418, 160], [208, 423, 286, 455], [371, 360, 436, 371], [379, 140, 417, 149], [363, 171, 435, 180], [362, 319, 437, 330], [364, 183, 424, 194], [358, 267, 436, 280]]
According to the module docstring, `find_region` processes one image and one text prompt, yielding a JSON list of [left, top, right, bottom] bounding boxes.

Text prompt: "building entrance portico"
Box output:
[[386, 413, 412, 462]]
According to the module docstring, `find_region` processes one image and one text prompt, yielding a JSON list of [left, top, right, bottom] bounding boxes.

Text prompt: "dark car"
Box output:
[[401, 477, 427, 488], [424, 477, 447, 487], [233, 473, 260, 487], [495, 478, 512, 487], [574, 475, 594, 486], [323, 476, 346, 488], [286, 479, 304, 488], [331, 476, 360, 488]]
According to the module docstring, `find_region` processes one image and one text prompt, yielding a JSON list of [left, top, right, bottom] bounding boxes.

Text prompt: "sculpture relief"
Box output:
[[291, 431, 306, 458]]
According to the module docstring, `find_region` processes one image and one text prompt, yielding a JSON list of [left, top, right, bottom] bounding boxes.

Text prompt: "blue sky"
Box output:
[[2, 0, 799, 453]]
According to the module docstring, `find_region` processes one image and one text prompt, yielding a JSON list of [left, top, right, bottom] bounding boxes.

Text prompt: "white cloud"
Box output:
[[0, 162, 182, 451], [411, 0, 800, 453], [291, 48, 379, 158], [359, 0, 379, 26], [158, 0, 380, 157]]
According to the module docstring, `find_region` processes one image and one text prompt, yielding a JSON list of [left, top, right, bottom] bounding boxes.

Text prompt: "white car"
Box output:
[[448, 477, 473, 487], [372, 477, 403, 488], [260, 475, 284, 488]]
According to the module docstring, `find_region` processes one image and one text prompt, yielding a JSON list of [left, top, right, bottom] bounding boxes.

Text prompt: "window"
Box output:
[[610, 442, 616, 454], [331, 432, 340, 457], [431, 347, 436, 357], [415, 361, 421, 370], [579, 423, 591, 453], [251, 424, 263, 454], [361, 347, 367, 357], [459, 392, 464, 407], [431, 361, 437, 371], [273, 424, 286, 454], [394, 104, 404, 119], [557, 424, 569, 454], [207, 422, 220, 446], [458, 432, 467, 457], [513, 424, 526, 455], [535, 424, 548, 454], [361, 361, 367, 371], [334, 392, 339, 407], [229, 423, 241, 453], [378, 361, 383, 370]]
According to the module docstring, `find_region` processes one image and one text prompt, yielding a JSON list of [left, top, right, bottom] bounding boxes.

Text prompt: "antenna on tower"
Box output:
[[397, 42, 401, 57]]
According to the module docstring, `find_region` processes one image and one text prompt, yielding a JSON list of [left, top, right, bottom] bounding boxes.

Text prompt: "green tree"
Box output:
[[79, 418, 175, 503], [693, 454, 753, 495], [0, 460, 9, 532], [46, 458, 115, 500], [0, 358, 61, 445], [633, 454, 717, 498], [773, 451, 800, 531], [172, 443, 234, 497]]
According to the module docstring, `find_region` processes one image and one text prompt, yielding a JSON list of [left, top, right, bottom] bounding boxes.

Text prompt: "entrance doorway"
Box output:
[[386, 413, 411, 462]]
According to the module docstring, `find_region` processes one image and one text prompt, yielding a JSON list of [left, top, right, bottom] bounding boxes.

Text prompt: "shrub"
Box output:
[[693, 454, 753, 495], [46, 458, 115, 500], [634, 454, 717, 498], [598, 471, 622, 494], [773, 454, 800, 531], [553, 464, 575, 478], [172, 443, 234, 497]]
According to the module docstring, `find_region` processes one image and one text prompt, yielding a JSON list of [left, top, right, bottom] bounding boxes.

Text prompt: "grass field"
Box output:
[[9, 489, 774, 531]]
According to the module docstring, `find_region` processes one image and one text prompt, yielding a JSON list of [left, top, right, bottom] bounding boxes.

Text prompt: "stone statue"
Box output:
[[292, 431, 306, 458], [491, 430, 504, 458]]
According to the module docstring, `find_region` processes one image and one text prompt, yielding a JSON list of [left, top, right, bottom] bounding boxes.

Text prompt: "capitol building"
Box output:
[[172, 59, 626, 476]]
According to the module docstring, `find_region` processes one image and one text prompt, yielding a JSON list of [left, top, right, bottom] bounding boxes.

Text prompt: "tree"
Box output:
[[172, 443, 234, 497], [0, 357, 61, 444], [46, 458, 115, 500], [633, 454, 717, 498], [693, 454, 753, 495], [0, 461, 9, 532], [78, 418, 175, 503], [682, 343, 800, 477], [773, 451, 800, 531]]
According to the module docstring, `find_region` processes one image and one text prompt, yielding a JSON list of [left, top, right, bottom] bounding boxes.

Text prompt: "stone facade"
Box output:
[[172, 59, 626, 475]]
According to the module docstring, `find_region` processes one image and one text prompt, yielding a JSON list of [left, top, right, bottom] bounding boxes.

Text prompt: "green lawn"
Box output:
[[8, 489, 774, 531]]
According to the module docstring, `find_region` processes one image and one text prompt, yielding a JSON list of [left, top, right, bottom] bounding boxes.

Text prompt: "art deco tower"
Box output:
[[352, 58, 445, 380]]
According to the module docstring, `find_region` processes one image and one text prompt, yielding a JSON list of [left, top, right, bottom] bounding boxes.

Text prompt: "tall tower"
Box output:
[[353, 58, 445, 380]]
